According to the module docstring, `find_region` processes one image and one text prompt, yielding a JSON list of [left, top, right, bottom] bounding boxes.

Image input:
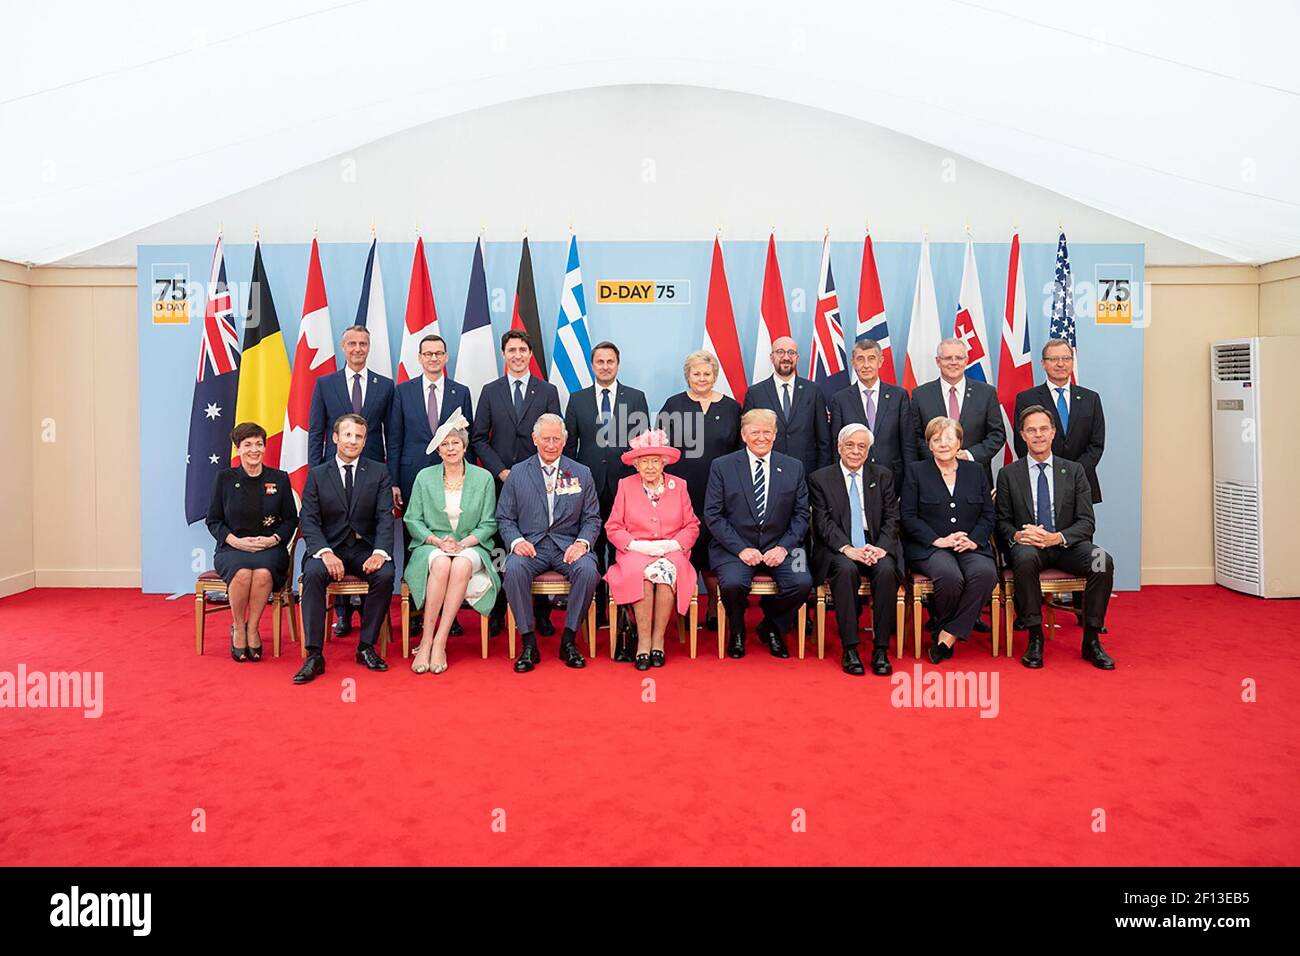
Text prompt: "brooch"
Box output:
[[265, 483, 278, 495], [262, 516, 276, 527]]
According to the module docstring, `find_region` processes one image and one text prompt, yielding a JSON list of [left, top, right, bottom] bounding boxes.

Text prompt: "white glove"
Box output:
[[627, 540, 656, 555], [654, 539, 682, 555]]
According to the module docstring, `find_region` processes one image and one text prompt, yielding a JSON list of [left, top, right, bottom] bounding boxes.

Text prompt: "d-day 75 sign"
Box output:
[[596, 279, 691, 305]]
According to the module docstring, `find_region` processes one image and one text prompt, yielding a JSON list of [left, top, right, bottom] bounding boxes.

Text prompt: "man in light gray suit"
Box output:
[[496, 413, 602, 673]]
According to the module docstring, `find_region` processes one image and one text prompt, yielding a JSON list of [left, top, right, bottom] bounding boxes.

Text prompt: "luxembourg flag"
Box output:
[[902, 236, 942, 391], [856, 231, 895, 384], [995, 231, 1034, 474], [954, 235, 995, 383], [807, 233, 849, 403], [354, 236, 392, 378], [752, 232, 791, 383], [548, 234, 595, 408]]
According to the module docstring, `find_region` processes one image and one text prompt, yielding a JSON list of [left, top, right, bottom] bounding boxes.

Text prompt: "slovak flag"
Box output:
[[856, 231, 895, 384], [807, 233, 849, 403], [954, 235, 995, 383], [995, 232, 1034, 474]]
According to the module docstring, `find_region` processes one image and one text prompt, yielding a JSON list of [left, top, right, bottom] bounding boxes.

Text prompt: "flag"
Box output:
[[548, 234, 594, 407], [1049, 230, 1078, 383], [996, 231, 1034, 473], [185, 236, 240, 523], [954, 235, 995, 383], [233, 241, 292, 467], [511, 236, 547, 379], [355, 237, 391, 378], [902, 236, 942, 391], [456, 237, 499, 409], [856, 231, 895, 384], [807, 234, 849, 403], [397, 236, 439, 384], [702, 236, 747, 404], [281, 237, 338, 497], [752, 232, 791, 383]]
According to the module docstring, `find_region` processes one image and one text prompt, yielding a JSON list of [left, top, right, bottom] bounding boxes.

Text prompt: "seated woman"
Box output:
[[402, 411, 500, 675], [901, 416, 997, 665], [206, 421, 298, 662], [604, 429, 700, 669]]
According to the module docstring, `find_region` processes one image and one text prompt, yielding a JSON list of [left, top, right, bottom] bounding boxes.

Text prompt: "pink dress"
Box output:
[[604, 474, 701, 615]]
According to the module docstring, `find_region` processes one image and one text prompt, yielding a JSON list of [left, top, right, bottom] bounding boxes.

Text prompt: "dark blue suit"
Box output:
[[308, 368, 395, 466], [741, 375, 832, 477], [471, 375, 562, 480], [387, 375, 473, 504], [828, 380, 917, 490], [704, 449, 812, 637]]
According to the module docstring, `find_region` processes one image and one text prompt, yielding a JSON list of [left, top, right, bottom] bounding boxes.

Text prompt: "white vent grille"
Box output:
[[1213, 343, 1253, 383], [1214, 481, 1260, 584]]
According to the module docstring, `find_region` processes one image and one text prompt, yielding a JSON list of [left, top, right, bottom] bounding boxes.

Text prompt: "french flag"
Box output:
[[456, 237, 499, 410]]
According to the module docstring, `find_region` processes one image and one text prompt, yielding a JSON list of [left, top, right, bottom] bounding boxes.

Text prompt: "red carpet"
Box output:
[[1, 586, 1296, 866]]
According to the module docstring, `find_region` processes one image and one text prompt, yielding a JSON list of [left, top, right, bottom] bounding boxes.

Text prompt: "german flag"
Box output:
[[233, 241, 291, 466]]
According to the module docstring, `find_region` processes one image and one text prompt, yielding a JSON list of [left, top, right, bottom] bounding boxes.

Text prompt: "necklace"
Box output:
[[443, 468, 465, 491]]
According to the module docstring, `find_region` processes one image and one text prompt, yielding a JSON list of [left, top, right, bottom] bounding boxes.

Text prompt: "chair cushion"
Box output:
[[1040, 569, 1085, 582], [534, 571, 566, 583], [197, 570, 221, 581], [332, 575, 369, 586], [909, 572, 932, 584]]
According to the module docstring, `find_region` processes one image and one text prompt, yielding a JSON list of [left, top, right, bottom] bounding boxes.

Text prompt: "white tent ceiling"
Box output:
[[3, 0, 1298, 265]]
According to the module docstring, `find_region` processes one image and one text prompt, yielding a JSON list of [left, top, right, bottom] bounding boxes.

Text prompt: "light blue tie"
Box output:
[[1055, 387, 1069, 433], [849, 471, 866, 549]]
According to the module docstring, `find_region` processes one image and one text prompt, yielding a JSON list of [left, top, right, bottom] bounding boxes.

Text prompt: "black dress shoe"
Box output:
[[230, 625, 248, 663], [449, 618, 464, 637], [971, 618, 991, 633], [513, 654, 535, 673], [634, 653, 651, 671], [726, 632, 746, 659], [841, 647, 865, 676], [650, 649, 665, 668], [559, 642, 586, 668], [292, 653, 325, 684], [871, 648, 892, 676], [1082, 636, 1115, 670], [333, 609, 353, 637], [927, 640, 954, 665], [518, 640, 541, 665], [356, 643, 388, 671], [1021, 635, 1044, 669], [756, 619, 790, 658]]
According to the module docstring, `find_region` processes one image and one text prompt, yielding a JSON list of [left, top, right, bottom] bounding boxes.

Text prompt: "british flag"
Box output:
[[1049, 230, 1078, 383], [808, 234, 850, 403], [185, 236, 241, 523]]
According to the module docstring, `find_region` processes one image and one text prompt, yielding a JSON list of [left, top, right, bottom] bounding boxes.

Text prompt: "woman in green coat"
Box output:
[[402, 411, 500, 674]]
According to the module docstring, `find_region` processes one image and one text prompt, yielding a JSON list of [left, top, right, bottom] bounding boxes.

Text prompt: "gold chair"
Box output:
[[194, 532, 298, 657], [713, 573, 807, 660], [607, 593, 699, 659], [400, 581, 489, 659], [909, 572, 1003, 659], [812, 582, 907, 660], [507, 571, 597, 660], [1000, 568, 1086, 658], [296, 573, 392, 659]]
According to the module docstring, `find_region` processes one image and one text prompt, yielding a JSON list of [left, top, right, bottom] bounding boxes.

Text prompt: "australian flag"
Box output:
[[184, 237, 241, 523], [1049, 231, 1078, 383]]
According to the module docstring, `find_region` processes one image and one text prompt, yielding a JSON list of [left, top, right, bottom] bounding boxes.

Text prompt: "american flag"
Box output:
[[184, 236, 241, 523], [1049, 231, 1078, 383], [808, 233, 849, 403]]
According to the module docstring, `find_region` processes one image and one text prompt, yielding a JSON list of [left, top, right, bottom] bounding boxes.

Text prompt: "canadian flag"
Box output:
[[397, 236, 439, 383], [281, 237, 337, 497]]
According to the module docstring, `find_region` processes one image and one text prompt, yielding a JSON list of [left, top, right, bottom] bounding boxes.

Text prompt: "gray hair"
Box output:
[[532, 412, 567, 437], [682, 350, 720, 381], [852, 338, 883, 357], [837, 423, 873, 447], [341, 324, 370, 340], [440, 427, 470, 449], [936, 336, 967, 357]]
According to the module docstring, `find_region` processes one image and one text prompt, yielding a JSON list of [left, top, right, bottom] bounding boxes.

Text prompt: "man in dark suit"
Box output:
[[704, 408, 813, 660], [911, 337, 1005, 483], [293, 414, 395, 684], [309, 324, 396, 636], [808, 424, 904, 677], [1012, 338, 1106, 503], [472, 329, 562, 635], [497, 414, 602, 672], [563, 340, 650, 645], [742, 336, 831, 479], [995, 405, 1116, 670], [828, 338, 917, 490]]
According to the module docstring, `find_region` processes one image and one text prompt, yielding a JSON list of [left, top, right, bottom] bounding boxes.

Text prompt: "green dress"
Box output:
[[402, 463, 500, 614]]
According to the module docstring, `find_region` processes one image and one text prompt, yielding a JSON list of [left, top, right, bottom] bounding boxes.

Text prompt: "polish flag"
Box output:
[[281, 238, 337, 497], [751, 232, 791, 383], [703, 236, 747, 403], [397, 236, 439, 384], [902, 236, 942, 391]]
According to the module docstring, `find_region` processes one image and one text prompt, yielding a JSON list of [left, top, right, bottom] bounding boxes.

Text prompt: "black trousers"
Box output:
[[825, 554, 901, 651], [1009, 541, 1113, 633], [301, 538, 395, 652], [913, 550, 996, 640]]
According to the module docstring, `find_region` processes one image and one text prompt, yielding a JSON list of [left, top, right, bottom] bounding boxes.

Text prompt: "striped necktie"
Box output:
[[753, 458, 766, 521]]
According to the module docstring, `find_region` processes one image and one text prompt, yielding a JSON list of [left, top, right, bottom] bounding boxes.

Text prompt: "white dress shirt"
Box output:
[[595, 379, 618, 418], [746, 448, 771, 514], [423, 372, 445, 422], [1026, 453, 1068, 547], [840, 462, 873, 543], [859, 380, 881, 422], [940, 375, 966, 418], [774, 373, 797, 416], [344, 365, 370, 407], [312, 455, 391, 560], [507, 455, 592, 554], [1046, 379, 1072, 417]]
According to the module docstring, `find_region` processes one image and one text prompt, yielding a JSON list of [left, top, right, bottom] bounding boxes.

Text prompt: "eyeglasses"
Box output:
[[772, 349, 798, 357], [1044, 355, 1074, 364], [420, 350, 446, 358]]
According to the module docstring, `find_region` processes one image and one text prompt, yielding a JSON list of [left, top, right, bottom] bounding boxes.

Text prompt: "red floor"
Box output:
[[0, 586, 1297, 866]]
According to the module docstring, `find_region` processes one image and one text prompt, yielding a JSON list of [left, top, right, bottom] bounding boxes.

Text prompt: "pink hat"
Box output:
[[620, 429, 681, 466]]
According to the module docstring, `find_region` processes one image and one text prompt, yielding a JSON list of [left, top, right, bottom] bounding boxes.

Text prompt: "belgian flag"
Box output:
[[232, 242, 291, 466]]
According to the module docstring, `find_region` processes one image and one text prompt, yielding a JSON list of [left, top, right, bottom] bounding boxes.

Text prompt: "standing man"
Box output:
[[828, 338, 917, 491], [1012, 338, 1105, 504], [910, 337, 1005, 485], [563, 341, 650, 647], [742, 336, 831, 480], [293, 414, 395, 684], [308, 324, 395, 637], [473, 329, 562, 635]]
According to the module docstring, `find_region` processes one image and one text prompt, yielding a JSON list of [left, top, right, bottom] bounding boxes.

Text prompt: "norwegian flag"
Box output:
[[807, 233, 849, 403], [995, 232, 1034, 474], [855, 231, 895, 383], [703, 236, 747, 403], [954, 235, 995, 383], [752, 232, 792, 383], [281, 238, 338, 497], [184, 235, 240, 523], [397, 236, 439, 383]]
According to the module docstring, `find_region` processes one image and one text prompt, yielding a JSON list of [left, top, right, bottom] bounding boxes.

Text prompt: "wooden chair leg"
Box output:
[[402, 590, 411, 658], [716, 591, 726, 659], [689, 594, 698, 659], [814, 591, 824, 662], [272, 595, 282, 658], [480, 613, 489, 659], [1005, 586, 1015, 658], [797, 603, 806, 657], [194, 593, 204, 655], [896, 589, 905, 659], [297, 593, 308, 659], [587, 599, 596, 658], [990, 590, 1000, 657], [379, 614, 390, 659], [507, 607, 516, 660], [913, 595, 923, 659], [609, 596, 618, 659]]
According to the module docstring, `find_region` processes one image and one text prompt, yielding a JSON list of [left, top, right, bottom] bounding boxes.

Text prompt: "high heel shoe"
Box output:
[[230, 625, 248, 663], [246, 634, 263, 662], [650, 649, 665, 668], [634, 652, 652, 671]]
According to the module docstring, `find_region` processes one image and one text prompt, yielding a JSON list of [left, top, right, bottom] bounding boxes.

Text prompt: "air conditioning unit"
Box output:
[[1210, 336, 1300, 597]]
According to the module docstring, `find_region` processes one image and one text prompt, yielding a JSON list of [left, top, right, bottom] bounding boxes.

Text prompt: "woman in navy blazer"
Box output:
[[901, 416, 997, 664]]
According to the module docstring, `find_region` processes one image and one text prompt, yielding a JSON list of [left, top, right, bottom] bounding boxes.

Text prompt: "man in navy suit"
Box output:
[[472, 329, 562, 634], [307, 324, 395, 635], [828, 338, 917, 490], [293, 414, 394, 684], [741, 336, 831, 479], [910, 337, 1005, 485], [704, 408, 813, 659], [1012, 338, 1106, 503], [497, 414, 602, 672]]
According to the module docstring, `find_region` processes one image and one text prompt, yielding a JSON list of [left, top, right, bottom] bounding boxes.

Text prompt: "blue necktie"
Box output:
[[513, 379, 524, 418], [1055, 387, 1069, 433], [849, 471, 866, 548], [599, 387, 611, 427], [753, 459, 766, 521], [1036, 462, 1055, 532]]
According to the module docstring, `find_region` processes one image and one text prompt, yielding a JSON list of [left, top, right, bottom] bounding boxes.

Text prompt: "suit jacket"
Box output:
[[742, 375, 832, 476], [387, 375, 474, 501], [299, 457, 395, 559], [827, 380, 918, 489], [401, 462, 500, 614], [703, 449, 809, 566], [899, 459, 994, 563], [995, 455, 1096, 556], [472, 375, 562, 479], [910, 377, 1005, 483], [807, 461, 903, 583], [1012, 383, 1106, 502], [563, 381, 650, 505], [496, 455, 602, 552], [308, 368, 395, 466]]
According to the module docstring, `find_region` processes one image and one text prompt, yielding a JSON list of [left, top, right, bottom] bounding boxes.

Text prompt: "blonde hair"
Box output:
[[741, 408, 778, 431], [924, 416, 964, 443], [682, 350, 720, 382]]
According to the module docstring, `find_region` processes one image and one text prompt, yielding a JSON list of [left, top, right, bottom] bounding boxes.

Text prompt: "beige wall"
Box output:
[[1259, 258, 1300, 336], [0, 262, 35, 597]]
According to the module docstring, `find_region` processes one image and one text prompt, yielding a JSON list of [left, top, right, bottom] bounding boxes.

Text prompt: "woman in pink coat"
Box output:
[[605, 430, 700, 670]]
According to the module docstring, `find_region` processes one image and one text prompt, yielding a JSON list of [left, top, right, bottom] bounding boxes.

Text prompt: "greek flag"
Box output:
[[547, 234, 594, 407]]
